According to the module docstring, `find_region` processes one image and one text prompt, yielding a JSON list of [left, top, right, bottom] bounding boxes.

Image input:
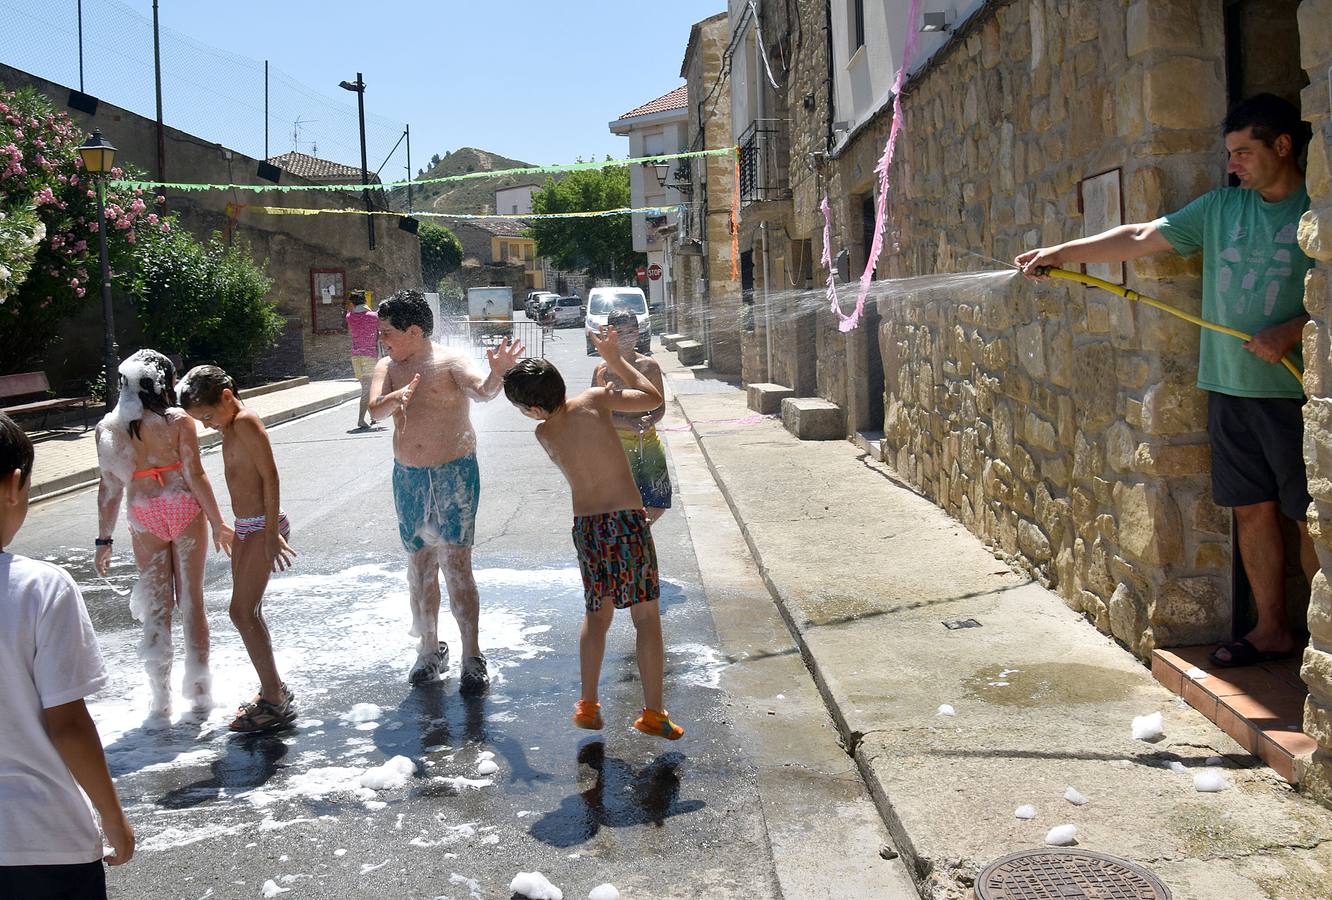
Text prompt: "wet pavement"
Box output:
[[13, 323, 779, 899]]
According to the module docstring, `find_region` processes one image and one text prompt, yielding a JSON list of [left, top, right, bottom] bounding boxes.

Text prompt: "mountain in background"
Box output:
[[390, 147, 553, 217]]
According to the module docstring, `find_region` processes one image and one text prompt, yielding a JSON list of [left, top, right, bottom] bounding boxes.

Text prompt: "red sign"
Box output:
[[635, 266, 647, 280], [647, 263, 663, 281]]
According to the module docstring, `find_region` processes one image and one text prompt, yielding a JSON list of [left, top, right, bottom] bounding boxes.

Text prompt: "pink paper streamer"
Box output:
[[825, 0, 923, 333]]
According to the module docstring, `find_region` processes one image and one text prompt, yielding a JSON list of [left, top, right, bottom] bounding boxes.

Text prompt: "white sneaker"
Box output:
[[408, 642, 449, 684]]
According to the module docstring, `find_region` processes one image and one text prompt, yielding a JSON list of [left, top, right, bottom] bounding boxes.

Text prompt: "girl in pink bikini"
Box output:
[[93, 350, 233, 717]]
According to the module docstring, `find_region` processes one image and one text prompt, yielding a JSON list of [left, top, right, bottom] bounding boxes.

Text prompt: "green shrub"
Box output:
[[419, 220, 462, 285], [129, 228, 283, 378]]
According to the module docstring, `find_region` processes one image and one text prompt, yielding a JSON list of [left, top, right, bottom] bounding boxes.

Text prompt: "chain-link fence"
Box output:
[[0, 0, 406, 173]]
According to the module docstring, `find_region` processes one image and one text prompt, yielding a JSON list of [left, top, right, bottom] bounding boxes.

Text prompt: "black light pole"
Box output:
[[339, 73, 374, 250], [77, 130, 119, 410]]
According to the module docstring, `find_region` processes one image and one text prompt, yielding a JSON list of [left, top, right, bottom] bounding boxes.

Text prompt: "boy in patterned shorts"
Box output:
[[503, 326, 684, 740]]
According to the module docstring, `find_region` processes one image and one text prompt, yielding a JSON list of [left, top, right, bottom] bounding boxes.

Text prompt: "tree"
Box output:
[[0, 87, 155, 374], [430, 152, 441, 167], [129, 228, 284, 379], [418, 221, 462, 286], [528, 167, 643, 281]]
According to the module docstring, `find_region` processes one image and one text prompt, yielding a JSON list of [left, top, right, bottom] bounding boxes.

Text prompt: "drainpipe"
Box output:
[[824, 0, 835, 154], [761, 220, 773, 382]]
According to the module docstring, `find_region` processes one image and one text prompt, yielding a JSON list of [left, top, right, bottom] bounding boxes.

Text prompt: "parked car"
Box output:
[[524, 291, 559, 319], [552, 296, 584, 328], [584, 287, 650, 355]]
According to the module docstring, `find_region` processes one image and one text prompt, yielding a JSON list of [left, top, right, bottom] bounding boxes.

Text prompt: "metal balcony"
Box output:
[[738, 119, 791, 206]]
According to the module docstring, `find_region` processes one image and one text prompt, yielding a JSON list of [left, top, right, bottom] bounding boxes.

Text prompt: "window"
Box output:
[[851, 0, 865, 54]]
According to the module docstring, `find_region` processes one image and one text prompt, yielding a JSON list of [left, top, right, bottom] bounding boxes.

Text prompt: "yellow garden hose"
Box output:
[[1038, 266, 1303, 387]]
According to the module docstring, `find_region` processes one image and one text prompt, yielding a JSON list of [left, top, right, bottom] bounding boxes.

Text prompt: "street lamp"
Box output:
[[77, 129, 119, 411], [652, 160, 671, 188], [338, 73, 375, 251]]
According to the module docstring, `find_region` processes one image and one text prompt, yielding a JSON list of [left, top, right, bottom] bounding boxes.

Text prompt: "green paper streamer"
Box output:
[[112, 147, 736, 194]]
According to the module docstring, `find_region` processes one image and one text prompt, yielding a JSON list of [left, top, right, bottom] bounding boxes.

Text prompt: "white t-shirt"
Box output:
[[0, 552, 109, 865]]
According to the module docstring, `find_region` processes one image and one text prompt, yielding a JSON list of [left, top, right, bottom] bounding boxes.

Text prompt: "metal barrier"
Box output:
[[435, 318, 545, 360]]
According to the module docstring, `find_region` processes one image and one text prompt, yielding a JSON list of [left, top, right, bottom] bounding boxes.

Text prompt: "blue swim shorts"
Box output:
[[393, 455, 480, 553]]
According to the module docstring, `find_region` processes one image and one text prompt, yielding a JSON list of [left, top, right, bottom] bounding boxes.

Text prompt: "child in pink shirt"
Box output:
[[345, 291, 380, 430]]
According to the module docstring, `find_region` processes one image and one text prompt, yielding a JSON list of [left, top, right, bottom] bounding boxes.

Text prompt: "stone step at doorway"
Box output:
[[1152, 645, 1316, 783]]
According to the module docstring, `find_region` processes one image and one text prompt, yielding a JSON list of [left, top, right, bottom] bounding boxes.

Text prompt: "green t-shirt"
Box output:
[[1153, 185, 1310, 399]]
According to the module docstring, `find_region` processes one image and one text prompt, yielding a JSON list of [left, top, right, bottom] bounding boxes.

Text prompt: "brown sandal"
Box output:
[[229, 696, 296, 734]]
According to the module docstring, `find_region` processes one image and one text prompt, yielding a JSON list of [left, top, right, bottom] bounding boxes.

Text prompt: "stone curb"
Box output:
[[30, 385, 360, 504]]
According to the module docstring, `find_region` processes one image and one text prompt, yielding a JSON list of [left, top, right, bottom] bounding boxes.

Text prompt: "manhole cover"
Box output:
[[975, 849, 1170, 899]]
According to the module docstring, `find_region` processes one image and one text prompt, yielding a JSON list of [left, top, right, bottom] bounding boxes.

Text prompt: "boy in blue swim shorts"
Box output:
[[504, 325, 684, 741], [368, 290, 523, 693]]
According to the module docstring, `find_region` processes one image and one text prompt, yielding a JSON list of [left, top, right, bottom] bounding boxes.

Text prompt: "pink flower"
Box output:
[[129, 198, 146, 214], [161, 223, 170, 233], [69, 278, 79, 288], [125, 232, 136, 244], [76, 287, 86, 297], [86, 189, 95, 199], [74, 240, 87, 253], [146, 213, 158, 225], [33, 187, 56, 206]]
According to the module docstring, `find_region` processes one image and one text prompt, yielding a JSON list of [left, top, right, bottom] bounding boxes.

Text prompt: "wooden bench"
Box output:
[[0, 372, 94, 430]]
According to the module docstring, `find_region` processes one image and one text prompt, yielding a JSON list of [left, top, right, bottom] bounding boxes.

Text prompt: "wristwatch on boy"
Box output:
[[95, 537, 114, 547]]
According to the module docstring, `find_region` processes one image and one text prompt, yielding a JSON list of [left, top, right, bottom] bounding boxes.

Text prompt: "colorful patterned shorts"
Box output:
[[617, 427, 673, 510], [572, 508, 659, 612]]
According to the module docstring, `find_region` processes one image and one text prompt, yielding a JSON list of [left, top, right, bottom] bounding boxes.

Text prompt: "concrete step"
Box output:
[[675, 339, 705, 366], [780, 397, 844, 441], [747, 382, 796, 415], [1152, 646, 1315, 783], [661, 333, 685, 351]]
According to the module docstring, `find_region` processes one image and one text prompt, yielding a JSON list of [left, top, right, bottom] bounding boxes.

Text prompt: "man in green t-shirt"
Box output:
[[1016, 94, 1317, 668]]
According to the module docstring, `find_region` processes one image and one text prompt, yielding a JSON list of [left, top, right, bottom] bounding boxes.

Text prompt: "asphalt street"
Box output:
[[14, 321, 782, 900]]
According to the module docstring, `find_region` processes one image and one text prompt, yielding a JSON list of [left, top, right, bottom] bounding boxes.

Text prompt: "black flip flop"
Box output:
[[1209, 637, 1274, 668]]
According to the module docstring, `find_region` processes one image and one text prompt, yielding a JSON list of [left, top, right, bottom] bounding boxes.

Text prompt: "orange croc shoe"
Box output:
[[572, 700, 604, 730], [634, 707, 685, 740]]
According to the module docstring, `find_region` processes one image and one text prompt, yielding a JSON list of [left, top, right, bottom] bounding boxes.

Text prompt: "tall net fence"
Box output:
[[0, 0, 406, 173]]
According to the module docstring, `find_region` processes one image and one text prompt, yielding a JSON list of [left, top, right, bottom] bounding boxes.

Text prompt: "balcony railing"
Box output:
[[738, 119, 791, 206]]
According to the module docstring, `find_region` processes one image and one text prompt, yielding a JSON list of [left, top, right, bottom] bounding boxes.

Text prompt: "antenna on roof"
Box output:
[[292, 116, 319, 153]]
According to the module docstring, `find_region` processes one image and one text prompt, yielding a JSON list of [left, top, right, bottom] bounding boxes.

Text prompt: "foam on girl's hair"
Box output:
[[102, 350, 176, 440]]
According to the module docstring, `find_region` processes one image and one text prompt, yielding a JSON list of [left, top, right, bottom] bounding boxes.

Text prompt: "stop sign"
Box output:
[[648, 263, 663, 281]]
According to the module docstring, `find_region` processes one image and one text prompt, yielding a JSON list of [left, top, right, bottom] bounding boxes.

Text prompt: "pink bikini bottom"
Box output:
[[129, 492, 202, 542]]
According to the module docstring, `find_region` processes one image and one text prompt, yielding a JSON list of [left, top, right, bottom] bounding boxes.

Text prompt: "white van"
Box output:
[[584, 287, 650, 355]]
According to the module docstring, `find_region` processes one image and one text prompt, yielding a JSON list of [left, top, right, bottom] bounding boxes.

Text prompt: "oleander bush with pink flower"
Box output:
[[0, 86, 279, 382]]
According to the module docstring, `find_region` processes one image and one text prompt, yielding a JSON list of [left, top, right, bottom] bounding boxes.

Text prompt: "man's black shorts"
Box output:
[[0, 861, 106, 900], [1207, 391, 1311, 521]]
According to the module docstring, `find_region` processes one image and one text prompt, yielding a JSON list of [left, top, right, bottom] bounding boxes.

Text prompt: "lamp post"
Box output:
[[338, 73, 374, 251], [77, 130, 118, 411]]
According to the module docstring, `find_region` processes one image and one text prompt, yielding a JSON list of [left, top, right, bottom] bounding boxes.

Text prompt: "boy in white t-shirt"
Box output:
[[0, 412, 133, 896]]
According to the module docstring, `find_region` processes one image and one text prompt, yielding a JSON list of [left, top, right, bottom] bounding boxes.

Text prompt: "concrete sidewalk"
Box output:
[[660, 355, 1332, 900], [27, 377, 362, 502]]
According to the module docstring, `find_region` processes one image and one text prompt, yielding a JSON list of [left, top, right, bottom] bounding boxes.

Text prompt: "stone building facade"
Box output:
[[708, 0, 1332, 798], [676, 12, 743, 378], [1296, 0, 1332, 805]]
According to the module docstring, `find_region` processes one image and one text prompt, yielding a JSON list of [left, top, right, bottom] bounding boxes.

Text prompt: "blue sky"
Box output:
[[0, 0, 723, 177]]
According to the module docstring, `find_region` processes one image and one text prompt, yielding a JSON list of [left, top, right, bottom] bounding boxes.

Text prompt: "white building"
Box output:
[[828, 0, 963, 154], [608, 85, 689, 311], [494, 183, 539, 216]]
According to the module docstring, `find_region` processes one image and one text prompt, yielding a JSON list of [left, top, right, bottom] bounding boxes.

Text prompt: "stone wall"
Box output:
[[680, 14, 742, 377], [1297, 0, 1332, 806], [869, 0, 1240, 657]]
